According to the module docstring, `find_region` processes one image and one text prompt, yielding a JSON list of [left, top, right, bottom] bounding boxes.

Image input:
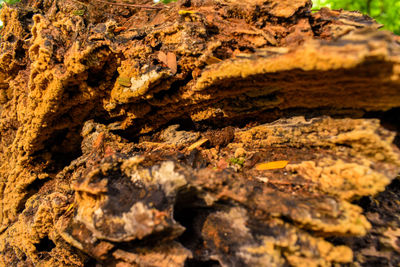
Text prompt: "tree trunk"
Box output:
[[0, 0, 400, 266]]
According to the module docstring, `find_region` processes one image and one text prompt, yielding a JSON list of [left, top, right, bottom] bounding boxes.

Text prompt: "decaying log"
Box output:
[[0, 0, 399, 266]]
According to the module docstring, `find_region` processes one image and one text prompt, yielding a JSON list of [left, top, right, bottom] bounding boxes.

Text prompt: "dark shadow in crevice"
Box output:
[[173, 187, 217, 264], [35, 236, 55, 252], [166, 117, 198, 132], [364, 107, 400, 149], [185, 259, 221, 267], [84, 257, 99, 267], [41, 127, 84, 174], [185, 106, 365, 132], [16, 176, 50, 214]]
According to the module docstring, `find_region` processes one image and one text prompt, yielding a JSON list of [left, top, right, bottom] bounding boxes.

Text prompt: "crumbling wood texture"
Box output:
[[0, 0, 400, 266]]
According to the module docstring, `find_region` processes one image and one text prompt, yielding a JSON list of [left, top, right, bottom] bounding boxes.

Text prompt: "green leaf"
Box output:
[[160, 0, 177, 4], [229, 157, 245, 166], [72, 9, 85, 16]]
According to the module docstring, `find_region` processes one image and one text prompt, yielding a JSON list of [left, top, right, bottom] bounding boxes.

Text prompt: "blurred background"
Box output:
[[313, 0, 400, 34]]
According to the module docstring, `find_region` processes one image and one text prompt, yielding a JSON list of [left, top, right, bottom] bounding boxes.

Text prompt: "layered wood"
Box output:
[[0, 0, 399, 266]]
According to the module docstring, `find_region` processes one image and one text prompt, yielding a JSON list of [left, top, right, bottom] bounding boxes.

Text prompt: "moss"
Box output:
[[229, 157, 245, 166]]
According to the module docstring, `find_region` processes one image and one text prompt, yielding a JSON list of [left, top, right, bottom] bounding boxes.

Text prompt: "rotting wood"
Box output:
[[0, 0, 400, 266]]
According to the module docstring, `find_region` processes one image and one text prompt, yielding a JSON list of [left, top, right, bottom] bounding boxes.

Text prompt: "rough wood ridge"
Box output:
[[0, 0, 400, 266]]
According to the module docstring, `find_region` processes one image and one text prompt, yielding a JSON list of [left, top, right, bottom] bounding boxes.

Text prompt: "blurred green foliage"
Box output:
[[0, 0, 20, 6], [313, 0, 400, 34]]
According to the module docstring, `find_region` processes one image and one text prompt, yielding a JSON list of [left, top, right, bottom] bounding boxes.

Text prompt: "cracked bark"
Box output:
[[0, 0, 400, 266]]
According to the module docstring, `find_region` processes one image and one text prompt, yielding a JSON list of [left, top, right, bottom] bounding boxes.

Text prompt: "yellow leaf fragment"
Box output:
[[66, 204, 74, 213], [117, 77, 132, 87], [178, 10, 198, 15], [256, 160, 289, 170], [65, 203, 75, 215], [205, 56, 222, 65], [187, 138, 209, 151]]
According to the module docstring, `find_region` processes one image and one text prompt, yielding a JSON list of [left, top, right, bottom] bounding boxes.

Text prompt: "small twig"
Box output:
[[91, 0, 164, 9]]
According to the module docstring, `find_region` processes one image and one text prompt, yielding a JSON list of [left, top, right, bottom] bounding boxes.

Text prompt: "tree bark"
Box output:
[[0, 0, 400, 266]]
